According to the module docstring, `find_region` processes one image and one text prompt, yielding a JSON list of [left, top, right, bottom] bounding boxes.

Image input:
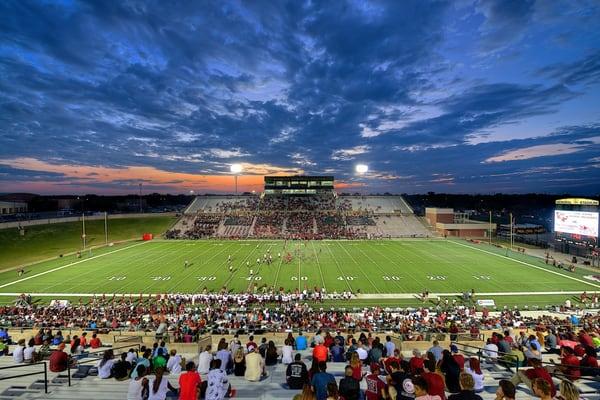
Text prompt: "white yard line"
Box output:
[[311, 242, 327, 290], [0, 241, 150, 290], [448, 240, 600, 290]]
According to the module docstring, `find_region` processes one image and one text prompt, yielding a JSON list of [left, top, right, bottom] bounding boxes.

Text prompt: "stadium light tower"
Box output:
[[230, 163, 243, 195]]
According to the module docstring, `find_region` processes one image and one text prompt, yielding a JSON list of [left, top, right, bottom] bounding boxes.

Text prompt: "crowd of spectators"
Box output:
[[184, 215, 222, 239]]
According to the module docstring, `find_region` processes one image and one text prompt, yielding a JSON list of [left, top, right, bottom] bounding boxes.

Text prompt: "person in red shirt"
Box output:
[[422, 359, 446, 400], [581, 346, 599, 377], [49, 343, 75, 372], [313, 342, 328, 363], [510, 358, 556, 396], [89, 333, 102, 349], [552, 347, 581, 381], [578, 331, 594, 348], [410, 349, 425, 375], [365, 363, 386, 400], [450, 345, 465, 370], [246, 335, 257, 351], [179, 361, 202, 400], [383, 349, 401, 375], [79, 332, 88, 348]]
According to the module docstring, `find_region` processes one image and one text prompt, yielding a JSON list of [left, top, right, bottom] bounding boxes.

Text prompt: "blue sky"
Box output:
[[0, 0, 599, 194]]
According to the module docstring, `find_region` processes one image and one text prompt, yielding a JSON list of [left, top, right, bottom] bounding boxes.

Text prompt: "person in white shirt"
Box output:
[[147, 367, 176, 400], [13, 339, 26, 363], [167, 349, 182, 374], [127, 364, 149, 400], [464, 357, 485, 392], [483, 338, 499, 360], [97, 349, 116, 379], [356, 341, 368, 362], [24, 339, 37, 363], [281, 338, 294, 365], [125, 349, 137, 364], [198, 345, 213, 374]]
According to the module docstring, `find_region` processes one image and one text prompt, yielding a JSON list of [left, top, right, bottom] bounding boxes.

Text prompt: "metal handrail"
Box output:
[[451, 341, 520, 372], [65, 343, 142, 386], [0, 361, 49, 393]]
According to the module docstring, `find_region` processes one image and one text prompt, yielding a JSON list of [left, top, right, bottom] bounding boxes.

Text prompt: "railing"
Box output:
[[0, 361, 49, 393], [451, 341, 520, 372], [392, 332, 485, 342]]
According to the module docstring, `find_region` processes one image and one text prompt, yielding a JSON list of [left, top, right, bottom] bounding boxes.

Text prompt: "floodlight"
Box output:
[[230, 164, 243, 174]]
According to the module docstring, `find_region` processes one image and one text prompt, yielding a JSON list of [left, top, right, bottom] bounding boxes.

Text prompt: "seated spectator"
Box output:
[[39, 339, 51, 359], [439, 350, 461, 394], [80, 332, 88, 348], [409, 349, 425, 375], [349, 352, 364, 381], [13, 339, 26, 363], [523, 342, 542, 362], [339, 365, 360, 400], [0, 328, 9, 343], [206, 359, 235, 400], [510, 358, 555, 396], [265, 340, 279, 366], [0, 340, 8, 356], [293, 383, 316, 400], [89, 333, 102, 349], [581, 346, 599, 376], [356, 341, 369, 364], [153, 348, 167, 370], [167, 349, 183, 374], [545, 331, 559, 354], [198, 345, 213, 374], [49, 343, 75, 372], [365, 362, 386, 400], [246, 335, 257, 351], [148, 367, 177, 400], [179, 361, 201, 400], [97, 349, 116, 379], [296, 332, 307, 351], [233, 347, 246, 376], [313, 342, 328, 363], [428, 341, 444, 363], [448, 373, 482, 400], [532, 378, 552, 400], [244, 345, 265, 382], [52, 331, 63, 346], [127, 364, 149, 400], [326, 381, 339, 400], [451, 345, 465, 370], [258, 338, 268, 358], [483, 339, 498, 361], [287, 353, 309, 389], [385, 336, 395, 357], [112, 352, 132, 381], [24, 339, 38, 363], [413, 375, 442, 400], [330, 339, 345, 362], [422, 359, 446, 400], [131, 349, 151, 379], [387, 360, 409, 397], [463, 358, 484, 393], [551, 347, 581, 381], [369, 337, 384, 364], [555, 379, 581, 400], [70, 338, 84, 356], [311, 361, 336, 400], [495, 380, 515, 400], [282, 338, 294, 365]]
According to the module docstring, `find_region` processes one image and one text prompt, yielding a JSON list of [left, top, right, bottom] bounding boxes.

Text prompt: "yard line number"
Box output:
[[108, 276, 126, 281], [427, 275, 447, 280]]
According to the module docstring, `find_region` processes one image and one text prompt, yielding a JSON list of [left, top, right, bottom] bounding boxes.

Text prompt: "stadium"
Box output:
[[1, 2, 600, 400]]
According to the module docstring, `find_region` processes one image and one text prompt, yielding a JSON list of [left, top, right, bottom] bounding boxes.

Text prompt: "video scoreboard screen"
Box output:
[[554, 210, 599, 238]]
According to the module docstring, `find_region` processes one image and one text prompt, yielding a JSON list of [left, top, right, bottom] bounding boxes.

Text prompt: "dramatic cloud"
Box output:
[[0, 0, 599, 194]]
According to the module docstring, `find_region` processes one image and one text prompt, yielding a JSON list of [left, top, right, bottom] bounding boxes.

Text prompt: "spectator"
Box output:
[[70, 337, 83, 356], [153, 348, 167, 370], [206, 359, 235, 400], [413, 375, 442, 400], [233, 347, 246, 376], [356, 341, 369, 364], [483, 339, 499, 361], [167, 349, 183, 375], [339, 365, 360, 400], [216, 342, 232, 373], [128, 364, 149, 400], [245, 345, 265, 382], [439, 350, 461, 394], [39, 339, 51, 359], [330, 339, 345, 362], [198, 345, 213, 374], [314, 341, 328, 363], [326, 381, 339, 400], [258, 338, 268, 358], [555, 379, 581, 400], [312, 361, 336, 400], [422, 359, 446, 400], [510, 358, 555, 397], [545, 331, 558, 354], [246, 335, 257, 351], [13, 339, 25, 363], [581, 346, 598, 376], [349, 352, 364, 381], [265, 340, 279, 366], [494, 380, 515, 400], [463, 358, 484, 393], [296, 332, 308, 351], [126, 348, 138, 364], [24, 339, 38, 363], [532, 378, 552, 400], [132, 349, 151, 379], [97, 350, 115, 379], [49, 343, 74, 372], [148, 367, 177, 400], [287, 353, 309, 390], [369, 337, 384, 364], [428, 341, 443, 363], [523, 343, 542, 362], [293, 383, 317, 400], [178, 362, 201, 400], [52, 331, 63, 346], [551, 347, 581, 381], [282, 338, 294, 364], [410, 349, 425, 374], [80, 332, 88, 348], [365, 362, 386, 400], [387, 360, 409, 396], [89, 333, 102, 349], [112, 352, 132, 381], [385, 336, 395, 357], [447, 373, 482, 400], [450, 345, 465, 370]]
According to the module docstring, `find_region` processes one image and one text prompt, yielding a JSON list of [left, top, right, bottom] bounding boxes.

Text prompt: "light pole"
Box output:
[[230, 164, 243, 195], [355, 164, 369, 196]]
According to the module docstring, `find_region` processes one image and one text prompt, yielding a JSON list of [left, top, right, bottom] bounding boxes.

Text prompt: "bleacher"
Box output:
[[339, 196, 413, 214]]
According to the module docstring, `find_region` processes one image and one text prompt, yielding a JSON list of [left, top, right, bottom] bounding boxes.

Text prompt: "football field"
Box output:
[[0, 239, 598, 303]]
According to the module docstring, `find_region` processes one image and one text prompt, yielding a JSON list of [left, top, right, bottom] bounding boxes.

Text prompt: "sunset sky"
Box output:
[[1, 1, 599, 195]]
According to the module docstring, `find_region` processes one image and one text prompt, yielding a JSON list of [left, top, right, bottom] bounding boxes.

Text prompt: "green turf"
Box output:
[[0, 216, 177, 270], [0, 239, 597, 302]]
